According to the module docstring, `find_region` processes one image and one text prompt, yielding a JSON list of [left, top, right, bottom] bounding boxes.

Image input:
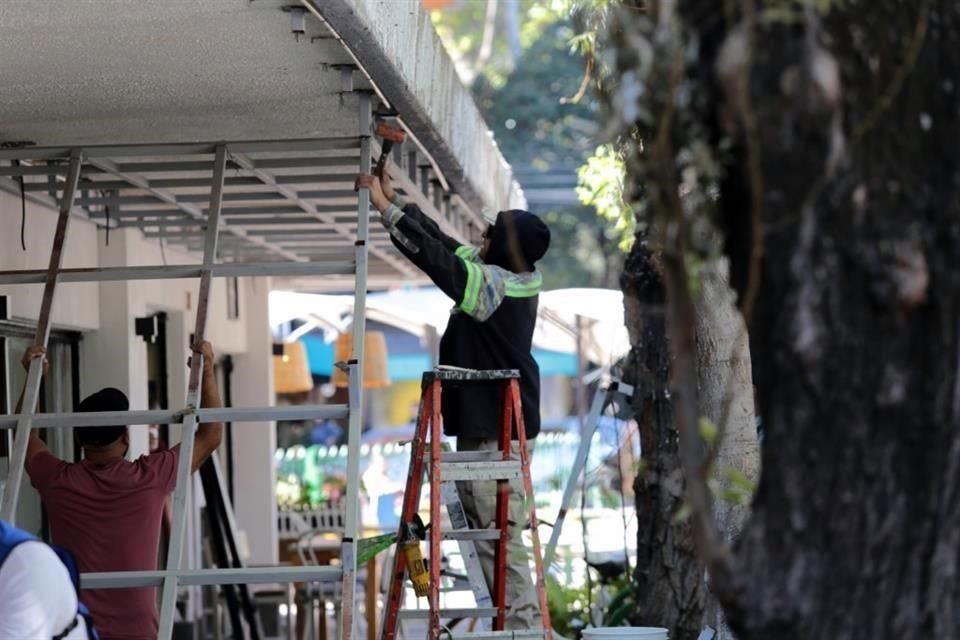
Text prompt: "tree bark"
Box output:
[[696, 264, 759, 639], [610, 1, 960, 638], [623, 250, 758, 640], [622, 242, 705, 640]]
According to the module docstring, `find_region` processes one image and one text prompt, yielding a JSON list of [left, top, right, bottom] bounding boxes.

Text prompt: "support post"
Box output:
[[1, 150, 83, 522], [158, 144, 227, 638], [340, 91, 372, 640]]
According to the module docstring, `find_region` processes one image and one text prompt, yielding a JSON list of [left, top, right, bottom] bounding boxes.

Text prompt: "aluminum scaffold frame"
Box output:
[[0, 93, 379, 640]]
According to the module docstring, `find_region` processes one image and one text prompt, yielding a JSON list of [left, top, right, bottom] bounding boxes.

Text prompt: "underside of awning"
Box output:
[[0, 0, 519, 291]]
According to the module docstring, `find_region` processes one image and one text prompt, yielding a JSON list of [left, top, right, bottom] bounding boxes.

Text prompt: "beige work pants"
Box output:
[[455, 437, 542, 630]]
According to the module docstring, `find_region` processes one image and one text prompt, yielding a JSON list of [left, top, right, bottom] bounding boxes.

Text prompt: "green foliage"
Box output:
[[430, 0, 578, 89], [432, 3, 626, 288], [603, 576, 638, 626], [577, 144, 634, 250], [719, 467, 756, 506], [698, 416, 718, 445], [546, 574, 592, 636]]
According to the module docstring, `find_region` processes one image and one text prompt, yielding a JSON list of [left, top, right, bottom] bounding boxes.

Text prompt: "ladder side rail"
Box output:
[[428, 380, 443, 638], [492, 384, 514, 631], [381, 386, 433, 640], [158, 144, 227, 639], [341, 88, 373, 640], [511, 380, 552, 639], [542, 385, 610, 568], [0, 150, 83, 522]]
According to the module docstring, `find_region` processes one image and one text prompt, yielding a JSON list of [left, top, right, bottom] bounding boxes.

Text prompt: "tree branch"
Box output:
[[464, 0, 499, 87]]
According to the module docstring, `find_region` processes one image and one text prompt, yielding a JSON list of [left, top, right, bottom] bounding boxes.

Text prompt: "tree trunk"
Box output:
[[623, 250, 758, 640], [622, 242, 705, 640], [611, 1, 960, 638], [696, 264, 759, 639]]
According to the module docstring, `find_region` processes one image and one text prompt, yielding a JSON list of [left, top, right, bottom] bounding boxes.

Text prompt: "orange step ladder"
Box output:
[[380, 368, 553, 640]]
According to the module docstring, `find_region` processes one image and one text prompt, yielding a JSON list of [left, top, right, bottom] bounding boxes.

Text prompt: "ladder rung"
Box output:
[[441, 529, 502, 541], [0, 404, 350, 430], [441, 451, 512, 464], [81, 566, 342, 589], [441, 632, 547, 639], [439, 461, 522, 482], [399, 608, 498, 620], [0, 261, 355, 285]]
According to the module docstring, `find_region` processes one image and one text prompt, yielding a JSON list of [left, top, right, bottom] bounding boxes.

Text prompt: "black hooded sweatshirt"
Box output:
[[380, 198, 550, 440]]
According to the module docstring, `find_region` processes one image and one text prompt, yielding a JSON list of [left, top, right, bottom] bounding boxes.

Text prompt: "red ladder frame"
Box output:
[[380, 371, 553, 640]]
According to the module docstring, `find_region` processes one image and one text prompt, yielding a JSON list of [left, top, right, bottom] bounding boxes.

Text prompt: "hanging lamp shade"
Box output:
[[273, 340, 314, 395], [331, 331, 390, 389]]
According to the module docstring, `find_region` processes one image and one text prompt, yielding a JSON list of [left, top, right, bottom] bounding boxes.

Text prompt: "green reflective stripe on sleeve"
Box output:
[[460, 260, 484, 314], [456, 245, 477, 260], [504, 273, 542, 298]]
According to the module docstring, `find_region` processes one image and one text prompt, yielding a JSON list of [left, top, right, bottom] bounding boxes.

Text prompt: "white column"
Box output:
[[229, 276, 278, 564], [79, 228, 150, 458]]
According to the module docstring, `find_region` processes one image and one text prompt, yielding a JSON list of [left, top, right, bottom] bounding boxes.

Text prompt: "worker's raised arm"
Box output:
[[378, 171, 462, 251], [187, 341, 223, 473], [357, 175, 495, 315]]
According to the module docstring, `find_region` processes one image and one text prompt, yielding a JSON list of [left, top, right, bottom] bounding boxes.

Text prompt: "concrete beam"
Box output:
[[307, 0, 526, 216]]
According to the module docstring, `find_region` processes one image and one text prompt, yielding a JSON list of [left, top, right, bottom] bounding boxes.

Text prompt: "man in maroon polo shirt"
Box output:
[[19, 341, 224, 640]]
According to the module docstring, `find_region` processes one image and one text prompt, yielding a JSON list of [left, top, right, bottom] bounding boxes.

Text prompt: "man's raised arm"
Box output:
[[188, 341, 224, 473], [17, 346, 52, 467]]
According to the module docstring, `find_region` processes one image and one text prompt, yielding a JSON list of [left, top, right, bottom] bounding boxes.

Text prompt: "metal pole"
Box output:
[[542, 385, 609, 569], [574, 315, 588, 431], [1, 150, 83, 522], [340, 91, 372, 640], [158, 144, 227, 639]]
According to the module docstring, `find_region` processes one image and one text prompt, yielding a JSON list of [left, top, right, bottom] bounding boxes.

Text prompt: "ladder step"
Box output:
[[441, 529, 502, 541], [399, 608, 498, 620], [0, 261, 355, 285], [441, 451, 514, 464], [439, 461, 522, 482], [440, 632, 547, 639]]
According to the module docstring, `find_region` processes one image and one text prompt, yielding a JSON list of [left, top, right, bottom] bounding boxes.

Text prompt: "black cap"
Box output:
[[485, 210, 551, 273], [76, 387, 129, 448]]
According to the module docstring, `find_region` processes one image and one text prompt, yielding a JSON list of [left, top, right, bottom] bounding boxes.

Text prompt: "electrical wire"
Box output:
[[14, 160, 26, 251]]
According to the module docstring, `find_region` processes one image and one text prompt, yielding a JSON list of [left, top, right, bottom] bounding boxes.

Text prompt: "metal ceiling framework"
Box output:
[[0, 2, 516, 639], [0, 0, 493, 292], [0, 130, 481, 291]]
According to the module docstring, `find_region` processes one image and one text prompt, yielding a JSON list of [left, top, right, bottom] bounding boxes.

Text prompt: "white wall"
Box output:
[[229, 277, 278, 564], [0, 191, 100, 330]]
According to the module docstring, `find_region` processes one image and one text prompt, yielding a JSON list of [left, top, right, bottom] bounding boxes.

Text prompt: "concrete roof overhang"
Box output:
[[0, 0, 523, 291]]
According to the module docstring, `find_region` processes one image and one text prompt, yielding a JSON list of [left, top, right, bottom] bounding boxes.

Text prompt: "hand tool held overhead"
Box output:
[[374, 122, 406, 177]]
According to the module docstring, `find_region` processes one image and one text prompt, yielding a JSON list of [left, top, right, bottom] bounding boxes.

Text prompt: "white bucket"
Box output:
[[581, 628, 669, 640]]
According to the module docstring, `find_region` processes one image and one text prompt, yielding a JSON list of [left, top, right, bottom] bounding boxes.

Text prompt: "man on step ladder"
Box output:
[[357, 172, 551, 631]]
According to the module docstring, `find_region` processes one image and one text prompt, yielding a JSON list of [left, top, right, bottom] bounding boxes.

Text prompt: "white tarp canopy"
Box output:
[[270, 286, 630, 365]]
